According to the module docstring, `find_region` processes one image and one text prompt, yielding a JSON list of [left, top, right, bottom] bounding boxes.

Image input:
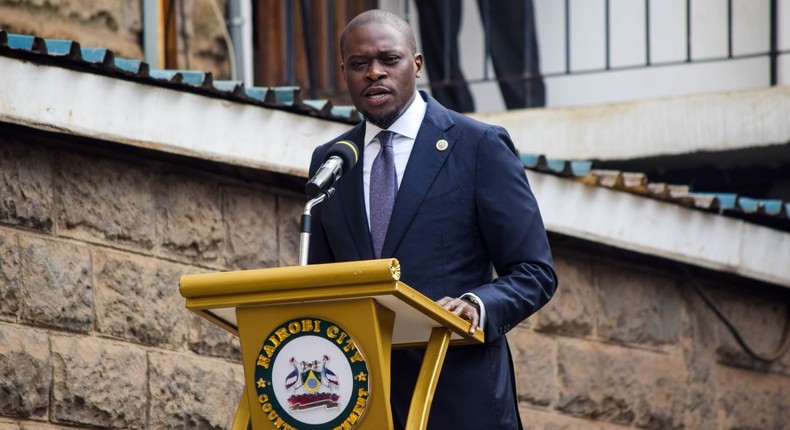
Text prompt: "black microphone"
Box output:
[[305, 140, 359, 198]]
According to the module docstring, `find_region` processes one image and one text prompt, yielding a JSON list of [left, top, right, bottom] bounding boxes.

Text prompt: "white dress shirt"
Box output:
[[362, 92, 426, 223]]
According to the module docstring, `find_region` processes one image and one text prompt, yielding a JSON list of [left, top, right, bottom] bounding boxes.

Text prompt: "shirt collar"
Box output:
[[363, 91, 427, 147]]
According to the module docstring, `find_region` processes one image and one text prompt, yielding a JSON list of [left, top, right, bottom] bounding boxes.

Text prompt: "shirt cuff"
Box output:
[[460, 293, 486, 329]]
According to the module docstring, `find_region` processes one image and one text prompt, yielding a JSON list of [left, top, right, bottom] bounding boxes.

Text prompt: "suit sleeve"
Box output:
[[471, 126, 558, 341]]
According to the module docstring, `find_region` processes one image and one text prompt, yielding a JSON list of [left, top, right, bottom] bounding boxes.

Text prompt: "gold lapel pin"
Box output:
[[436, 139, 449, 151]]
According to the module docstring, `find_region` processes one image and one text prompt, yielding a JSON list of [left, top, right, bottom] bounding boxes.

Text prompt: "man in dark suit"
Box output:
[[308, 9, 557, 429]]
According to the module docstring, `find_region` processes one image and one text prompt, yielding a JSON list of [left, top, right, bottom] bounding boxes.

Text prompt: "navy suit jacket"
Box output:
[[308, 92, 557, 429]]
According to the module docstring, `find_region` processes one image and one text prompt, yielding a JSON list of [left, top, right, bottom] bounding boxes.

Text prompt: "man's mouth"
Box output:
[[364, 87, 392, 99]]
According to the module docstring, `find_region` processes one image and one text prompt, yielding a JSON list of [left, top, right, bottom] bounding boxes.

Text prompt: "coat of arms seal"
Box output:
[[254, 317, 370, 429]]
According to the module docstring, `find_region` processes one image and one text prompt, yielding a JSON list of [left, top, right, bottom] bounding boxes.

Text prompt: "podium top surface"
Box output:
[[179, 259, 484, 346]]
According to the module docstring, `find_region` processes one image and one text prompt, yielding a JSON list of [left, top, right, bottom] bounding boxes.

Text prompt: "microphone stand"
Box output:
[[298, 187, 335, 266]]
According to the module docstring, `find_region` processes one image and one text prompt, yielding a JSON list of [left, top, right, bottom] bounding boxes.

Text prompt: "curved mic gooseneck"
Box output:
[[299, 141, 358, 265]]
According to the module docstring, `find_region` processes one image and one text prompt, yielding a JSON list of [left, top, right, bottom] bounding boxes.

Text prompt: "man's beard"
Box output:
[[362, 108, 401, 129]]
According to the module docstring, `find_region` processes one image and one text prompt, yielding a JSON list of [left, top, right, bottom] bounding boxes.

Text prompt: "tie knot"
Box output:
[[377, 131, 395, 149]]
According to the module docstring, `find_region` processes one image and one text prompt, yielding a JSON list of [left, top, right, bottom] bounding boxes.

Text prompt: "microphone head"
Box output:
[[326, 140, 359, 174], [305, 140, 360, 199]]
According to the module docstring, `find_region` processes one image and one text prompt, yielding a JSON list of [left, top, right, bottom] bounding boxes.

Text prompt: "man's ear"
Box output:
[[414, 53, 424, 77], [340, 62, 346, 78]]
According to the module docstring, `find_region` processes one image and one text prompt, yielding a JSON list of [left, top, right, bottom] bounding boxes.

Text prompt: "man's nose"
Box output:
[[365, 60, 387, 80]]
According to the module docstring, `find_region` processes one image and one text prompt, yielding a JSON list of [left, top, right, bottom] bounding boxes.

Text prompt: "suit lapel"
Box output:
[[382, 97, 455, 257], [335, 124, 375, 260]]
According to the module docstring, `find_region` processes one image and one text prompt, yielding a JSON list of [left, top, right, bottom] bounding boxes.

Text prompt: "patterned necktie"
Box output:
[[370, 130, 397, 258]]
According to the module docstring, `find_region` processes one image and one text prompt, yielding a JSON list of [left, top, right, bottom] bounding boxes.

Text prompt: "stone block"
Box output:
[[94, 249, 188, 349], [520, 406, 633, 430], [706, 285, 790, 374], [0, 323, 50, 419], [508, 327, 557, 407], [20, 423, 78, 430], [2, 422, 80, 430], [148, 351, 244, 429], [0, 140, 53, 232], [278, 195, 303, 267], [156, 174, 223, 263], [715, 364, 790, 429], [222, 186, 278, 269], [51, 335, 147, 429], [177, 1, 231, 79], [0, 1, 143, 58], [0, 420, 19, 430], [0, 230, 20, 320], [19, 236, 92, 331], [594, 262, 683, 347], [532, 252, 597, 337], [556, 339, 686, 429], [188, 314, 242, 361], [56, 152, 156, 250], [673, 281, 723, 430]]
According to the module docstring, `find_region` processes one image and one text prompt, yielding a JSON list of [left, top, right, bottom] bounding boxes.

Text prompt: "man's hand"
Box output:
[[436, 296, 480, 335]]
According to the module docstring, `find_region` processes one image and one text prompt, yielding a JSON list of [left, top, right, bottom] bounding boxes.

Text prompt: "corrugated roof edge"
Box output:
[[2, 30, 786, 230], [521, 153, 789, 226], [0, 30, 362, 125]]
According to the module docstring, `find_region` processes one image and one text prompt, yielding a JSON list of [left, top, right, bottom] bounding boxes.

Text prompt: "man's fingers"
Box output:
[[436, 296, 479, 334], [436, 296, 453, 307], [438, 297, 465, 314]]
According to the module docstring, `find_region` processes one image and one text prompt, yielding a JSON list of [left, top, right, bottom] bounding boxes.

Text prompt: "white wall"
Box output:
[[385, 0, 790, 112]]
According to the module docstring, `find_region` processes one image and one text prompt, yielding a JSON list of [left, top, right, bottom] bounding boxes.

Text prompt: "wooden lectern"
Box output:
[[179, 258, 483, 430]]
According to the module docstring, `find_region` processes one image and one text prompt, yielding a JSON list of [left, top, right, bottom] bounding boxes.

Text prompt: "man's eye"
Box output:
[[351, 60, 368, 68], [383, 56, 399, 64]]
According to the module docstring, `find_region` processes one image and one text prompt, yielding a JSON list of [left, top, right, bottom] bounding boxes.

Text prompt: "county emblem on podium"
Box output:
[[254, 317, 370, 429]]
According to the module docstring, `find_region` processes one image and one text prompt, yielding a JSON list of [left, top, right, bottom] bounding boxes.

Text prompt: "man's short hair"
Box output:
[[340, 9, 417, 58]]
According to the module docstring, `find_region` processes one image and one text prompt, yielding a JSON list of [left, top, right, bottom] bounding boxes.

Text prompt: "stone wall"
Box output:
[[513, 248, 790, 430], [0, 126, 303, 429], [1, 125, 789, 429], [0, 0, 230, 79]]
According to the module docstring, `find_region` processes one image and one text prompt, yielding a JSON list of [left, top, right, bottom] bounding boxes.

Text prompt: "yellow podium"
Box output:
[[179, 258, 483, 430]]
